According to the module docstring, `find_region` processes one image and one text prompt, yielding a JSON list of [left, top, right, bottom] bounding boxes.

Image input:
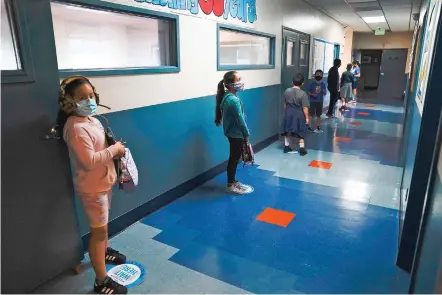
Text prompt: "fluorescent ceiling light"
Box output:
[[363, 16, 386, 23]]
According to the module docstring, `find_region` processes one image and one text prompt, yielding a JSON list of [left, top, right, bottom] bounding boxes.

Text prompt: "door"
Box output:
[[334, 44, 340, 59], [1, 0, 83, 293], [409, 108, 442, 293], [377, 49, 409, 99], [280, 27, 310, 125]]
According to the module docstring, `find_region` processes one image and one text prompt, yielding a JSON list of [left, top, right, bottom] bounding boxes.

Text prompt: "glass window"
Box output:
[[218, 27, 273, 67], [286, 41, 294, 66], [50, 2, 177, 71], [1, 0, 22, 70], [300, 42, 308, 66]]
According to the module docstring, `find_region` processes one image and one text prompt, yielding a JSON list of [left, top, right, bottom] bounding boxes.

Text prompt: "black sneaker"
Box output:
[[299, 148, 308, 156], [308, 126, 315, 133], [283, 146, 293, 153], [105, 247, 126, 265], [94, 276, 128, 294], [316, 126, 323, 133]]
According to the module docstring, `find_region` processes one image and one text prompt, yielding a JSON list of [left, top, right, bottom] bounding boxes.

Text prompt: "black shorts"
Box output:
[[309, 102, 323, 117]]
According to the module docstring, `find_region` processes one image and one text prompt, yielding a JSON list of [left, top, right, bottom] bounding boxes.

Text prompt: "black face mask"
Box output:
[[315, 76, 322, 81]]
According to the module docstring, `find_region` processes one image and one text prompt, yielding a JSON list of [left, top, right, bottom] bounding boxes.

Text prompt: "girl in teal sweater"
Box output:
[[215, 71, 253, 195]]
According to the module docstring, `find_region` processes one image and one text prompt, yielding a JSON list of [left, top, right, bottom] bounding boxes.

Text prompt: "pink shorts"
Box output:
[[78, 190, 112, 228]]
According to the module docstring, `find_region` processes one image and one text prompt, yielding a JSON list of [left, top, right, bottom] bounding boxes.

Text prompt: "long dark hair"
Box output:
[[215, 71, 237, 126], [56, 78, 92, 134]]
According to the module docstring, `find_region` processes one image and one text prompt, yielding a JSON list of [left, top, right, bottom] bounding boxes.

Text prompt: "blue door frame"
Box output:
[[397, 1, 442, 274]]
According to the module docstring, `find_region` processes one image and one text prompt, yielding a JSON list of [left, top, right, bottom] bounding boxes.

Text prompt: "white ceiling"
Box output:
[[303, 0, 423, 32]]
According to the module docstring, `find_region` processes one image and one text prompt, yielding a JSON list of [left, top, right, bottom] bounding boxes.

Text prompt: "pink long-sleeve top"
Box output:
[[63, 116, 118, 194]]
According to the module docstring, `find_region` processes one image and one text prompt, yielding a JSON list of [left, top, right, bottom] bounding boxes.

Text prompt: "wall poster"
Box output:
[[312, 39, 325, 75], [416, 0, 442, 115], [312, 38, 335, 75]]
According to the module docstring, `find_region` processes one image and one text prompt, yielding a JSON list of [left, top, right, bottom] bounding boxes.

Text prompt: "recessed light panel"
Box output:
[[363, 16, 387, 23]]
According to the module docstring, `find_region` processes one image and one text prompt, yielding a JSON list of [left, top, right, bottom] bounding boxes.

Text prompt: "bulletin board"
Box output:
[[324, 43, 335, 73], [416, 0, 442, 115], [312, 38, 336, 76]]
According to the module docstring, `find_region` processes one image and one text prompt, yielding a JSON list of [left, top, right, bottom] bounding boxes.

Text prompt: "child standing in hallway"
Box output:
[[307, 69, 327, 133], [326, 59, 342, 118], [215, 71, 253, 195], [281, 73, 309, 155], [340, 63, 356, 111], [351, 60, 361, 103], [57, 76, 128, 294]]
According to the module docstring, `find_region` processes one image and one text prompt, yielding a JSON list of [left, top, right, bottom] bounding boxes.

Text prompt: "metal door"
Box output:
[[1, 0, 83, 292], [377, 49, 409, 99], [280, 27, 310, 126]]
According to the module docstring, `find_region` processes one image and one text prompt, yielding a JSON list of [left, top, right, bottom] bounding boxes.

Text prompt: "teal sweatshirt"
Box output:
[[221, 93, 250, 138]]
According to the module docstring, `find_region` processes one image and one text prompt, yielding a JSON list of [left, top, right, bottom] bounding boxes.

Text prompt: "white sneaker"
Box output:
[[235, 182, 254, 194], [226, 184, 246, 195]]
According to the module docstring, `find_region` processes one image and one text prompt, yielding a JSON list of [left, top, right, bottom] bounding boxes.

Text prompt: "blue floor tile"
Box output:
[[34, 99, 410, 294]]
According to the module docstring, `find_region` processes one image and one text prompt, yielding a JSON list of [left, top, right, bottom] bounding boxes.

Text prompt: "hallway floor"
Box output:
[[35, 100, 410, 294]]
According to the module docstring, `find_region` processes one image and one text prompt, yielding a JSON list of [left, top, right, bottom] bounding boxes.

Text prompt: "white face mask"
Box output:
[[76, 98, 97, 116]]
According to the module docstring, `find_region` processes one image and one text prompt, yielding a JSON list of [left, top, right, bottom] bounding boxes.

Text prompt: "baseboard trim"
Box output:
[[81, 134, 278, 250]]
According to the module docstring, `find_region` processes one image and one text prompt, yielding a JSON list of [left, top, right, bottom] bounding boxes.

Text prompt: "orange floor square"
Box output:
[[334, 136, 351, 143], [349, 121, 362, 126], [364, 104, 375, 108], [357, 112, 370, 116], [256, 207, 296, 227], [309, 160, 333, 169]]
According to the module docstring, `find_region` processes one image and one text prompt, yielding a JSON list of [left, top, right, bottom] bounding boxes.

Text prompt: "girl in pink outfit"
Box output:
[[57, 76, 128, 294]]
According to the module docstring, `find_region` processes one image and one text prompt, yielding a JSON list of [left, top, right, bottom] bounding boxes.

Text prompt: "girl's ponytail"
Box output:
[[215, 79, 225, 126]]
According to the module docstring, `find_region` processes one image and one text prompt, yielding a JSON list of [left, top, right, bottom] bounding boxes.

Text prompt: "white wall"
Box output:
[[57, 0, 347, 113], [342, 27, 354, 66]]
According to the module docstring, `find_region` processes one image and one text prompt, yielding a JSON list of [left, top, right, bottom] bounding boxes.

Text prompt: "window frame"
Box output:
[[52, 0, 181, 78], [299, 40, 308, 67], [217, 23, 276, 71], [1, 0, 35, 84], [284, 37, 296, 68]]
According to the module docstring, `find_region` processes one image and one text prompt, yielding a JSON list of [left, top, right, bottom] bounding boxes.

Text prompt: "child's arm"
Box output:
[[66, 126, 122, 170], [282, 90, 287, 110], [302, 92, 310, 124], [306, 83, 316, 97], [232, 99, 250, 139]]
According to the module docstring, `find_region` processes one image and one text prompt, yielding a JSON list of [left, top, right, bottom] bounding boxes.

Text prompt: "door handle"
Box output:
[[41, 125, 61, 140], [381, 73, 385, 75]]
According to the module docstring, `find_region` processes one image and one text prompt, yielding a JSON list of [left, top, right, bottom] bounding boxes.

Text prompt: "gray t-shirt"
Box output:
[[283, 87, 310, 108]]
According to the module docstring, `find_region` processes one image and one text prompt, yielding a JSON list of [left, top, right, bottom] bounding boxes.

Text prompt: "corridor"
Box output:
[[35, 99, 410, 294]]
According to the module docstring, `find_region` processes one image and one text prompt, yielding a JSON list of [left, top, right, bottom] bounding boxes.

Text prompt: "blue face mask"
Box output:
[[232, 81, 245, 92], [76, 98, 97, 116]]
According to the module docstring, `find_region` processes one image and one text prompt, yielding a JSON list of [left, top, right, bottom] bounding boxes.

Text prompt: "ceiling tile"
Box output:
[[357, 10, 384, 17], [305, 0, 413, 32]]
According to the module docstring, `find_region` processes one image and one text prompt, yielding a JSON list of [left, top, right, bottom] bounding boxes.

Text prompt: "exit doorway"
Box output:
[[356, 48, 408, 100]]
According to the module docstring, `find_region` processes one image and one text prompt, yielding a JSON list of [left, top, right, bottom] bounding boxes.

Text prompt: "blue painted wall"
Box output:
[[401, 100, 422, 190], [75, 85, 281, 235], [413, 163, 442, 292]]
